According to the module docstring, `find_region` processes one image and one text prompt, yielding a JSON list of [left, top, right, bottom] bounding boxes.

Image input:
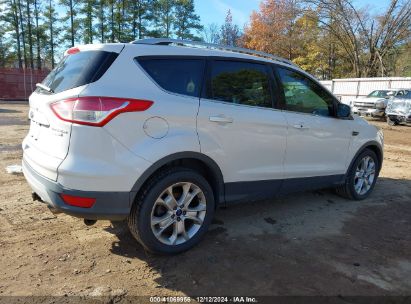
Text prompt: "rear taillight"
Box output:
[[60, 194, 96, 208], [50, 96, 153, 127]]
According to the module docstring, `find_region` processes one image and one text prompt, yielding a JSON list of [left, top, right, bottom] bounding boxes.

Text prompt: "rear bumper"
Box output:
[[22, 158, 133, 220]]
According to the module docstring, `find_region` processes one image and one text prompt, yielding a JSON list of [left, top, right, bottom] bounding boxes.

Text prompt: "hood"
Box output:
[[387, 98, 411, 115]]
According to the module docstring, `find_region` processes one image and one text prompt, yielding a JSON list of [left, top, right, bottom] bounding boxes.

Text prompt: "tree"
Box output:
[[43, 0, 59, 68], [8, 0, 23, 68], [242, 0, 300, 59], [59, 0, 80, 47], [33, 0, 42, 68], [25, 0, 34, 68], [202, 23, 220, 44], [174, 0, 202, 40], [220, 10, 240, 47], [307, 0, 411, 77], [131, 0, 153, 40], [152, 0, 175, 38], [79, 0, 97, 44], [17, 0, 28, 68]]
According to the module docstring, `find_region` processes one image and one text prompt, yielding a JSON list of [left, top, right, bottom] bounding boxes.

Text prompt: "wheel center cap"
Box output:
[[176, 209, 183, 216]]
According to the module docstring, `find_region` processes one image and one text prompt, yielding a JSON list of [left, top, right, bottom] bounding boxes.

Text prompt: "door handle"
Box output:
[[209, 115, 233, 124], [293, 124, 309, 129]]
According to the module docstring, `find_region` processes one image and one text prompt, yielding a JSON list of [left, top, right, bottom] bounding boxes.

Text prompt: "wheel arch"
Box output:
[[130, 152, 225, 206], [347, 141, 383, 176]]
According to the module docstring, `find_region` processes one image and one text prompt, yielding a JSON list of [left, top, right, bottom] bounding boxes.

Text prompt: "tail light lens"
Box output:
[[50, 96, 153, 126]]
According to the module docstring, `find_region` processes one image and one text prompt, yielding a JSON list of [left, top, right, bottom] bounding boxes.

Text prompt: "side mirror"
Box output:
[[337, 103, 352, 119]]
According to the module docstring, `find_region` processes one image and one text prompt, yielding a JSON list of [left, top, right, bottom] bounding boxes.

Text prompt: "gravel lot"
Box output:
[[0, 101, 410, 298]]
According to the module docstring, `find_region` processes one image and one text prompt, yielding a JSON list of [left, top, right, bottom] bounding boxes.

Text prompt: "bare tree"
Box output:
[[202, 23, 220, 44], [307, 0, 411, 77]]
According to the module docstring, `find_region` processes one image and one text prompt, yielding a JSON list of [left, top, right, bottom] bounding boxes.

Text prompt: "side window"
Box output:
[[209, 60, 272, 108], [276, 67, 334, 116], [138, 58, 204, 97]]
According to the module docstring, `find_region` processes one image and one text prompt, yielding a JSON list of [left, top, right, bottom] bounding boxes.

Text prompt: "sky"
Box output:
[[194, 0, 393, 28]]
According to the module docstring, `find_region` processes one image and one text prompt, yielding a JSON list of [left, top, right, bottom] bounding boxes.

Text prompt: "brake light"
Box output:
[[50, 96, 153, 126], [65, 47, 80, 56], [60, 194, 96, 208]]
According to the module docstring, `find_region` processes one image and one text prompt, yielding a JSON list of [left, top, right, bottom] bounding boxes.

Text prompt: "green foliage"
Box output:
[[0, 0, 204, 68], [174, 0, 202, 40]]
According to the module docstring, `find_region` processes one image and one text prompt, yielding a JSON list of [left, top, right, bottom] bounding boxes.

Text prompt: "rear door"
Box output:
[[197, 58, 287, 202], [23, 46, 121, 180]]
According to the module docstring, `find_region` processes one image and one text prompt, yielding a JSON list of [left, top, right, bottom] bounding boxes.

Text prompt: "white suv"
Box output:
[[23, 39, 384, 254]]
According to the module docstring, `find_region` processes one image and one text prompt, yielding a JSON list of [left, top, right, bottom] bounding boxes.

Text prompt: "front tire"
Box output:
[[336, 149, 379, 200], [128, 167, 215, 254]]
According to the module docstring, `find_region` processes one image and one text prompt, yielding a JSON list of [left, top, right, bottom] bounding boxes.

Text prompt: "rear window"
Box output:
[[38, 50, 118, 94], [137, 58, 205, 98]]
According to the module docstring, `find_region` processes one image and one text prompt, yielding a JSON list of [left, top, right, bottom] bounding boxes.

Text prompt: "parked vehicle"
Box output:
[[386, 90, 411, 126], [22, 39, 384, 254], [351, 89, 409, 118]]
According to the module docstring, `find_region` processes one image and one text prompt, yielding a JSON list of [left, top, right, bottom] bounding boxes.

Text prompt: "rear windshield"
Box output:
[[38, 50, 118, 94]]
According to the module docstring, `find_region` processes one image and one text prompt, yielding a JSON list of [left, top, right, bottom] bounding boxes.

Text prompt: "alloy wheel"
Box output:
[[354, 156, 376, 195], [150, 182, 207, 246]]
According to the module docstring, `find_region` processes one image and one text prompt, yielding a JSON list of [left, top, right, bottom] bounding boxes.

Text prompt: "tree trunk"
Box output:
[[12, 0, 23, 68], [69, 0, 74, 46], [17, 0, 27, 68], [26, 0, 34, 69], [110, 1, 114, 42], [49, 0, 54, 68], [34, 0, 41, 69]]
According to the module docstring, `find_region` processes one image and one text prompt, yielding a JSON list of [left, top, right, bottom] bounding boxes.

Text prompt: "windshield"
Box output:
[[367, 90, 396, 98], [395, 90, 411, 99], [38, 50, 118, 94]]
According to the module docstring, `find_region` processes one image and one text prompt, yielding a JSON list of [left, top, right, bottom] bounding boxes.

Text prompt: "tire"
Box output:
[[387, 117, 398, 126], [336, 149, 379, 200], [128, 167, 215, 254]]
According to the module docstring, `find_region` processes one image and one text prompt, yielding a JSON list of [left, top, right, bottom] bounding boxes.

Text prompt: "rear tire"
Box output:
[[128, 167, 215, 254], [336, 149, 379, 200]]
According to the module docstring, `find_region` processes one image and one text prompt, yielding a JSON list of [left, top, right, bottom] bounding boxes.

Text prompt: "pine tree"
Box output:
[[96, 0, 108, 42], [152, 0, 175, 38], [131, 0, 153, 40], [174, 0, 202, 40], [43, 0, 58, 68], [220, 10, 240, 47], [59, 0, 80, 47], [25, 0, 34, 68], [80, 0, 96, 44], [33, 0, 42, 68]]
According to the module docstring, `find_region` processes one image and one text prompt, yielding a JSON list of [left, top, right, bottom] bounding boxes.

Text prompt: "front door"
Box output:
[[197, 59, 288, 202], [274, 66, 353, 183]]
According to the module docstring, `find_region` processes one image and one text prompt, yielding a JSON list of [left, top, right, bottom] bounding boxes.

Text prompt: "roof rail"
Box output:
[[131, 38, 297, 67]]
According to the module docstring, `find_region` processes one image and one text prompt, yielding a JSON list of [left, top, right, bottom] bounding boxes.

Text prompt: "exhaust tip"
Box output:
[[84, 219, 97, 226]]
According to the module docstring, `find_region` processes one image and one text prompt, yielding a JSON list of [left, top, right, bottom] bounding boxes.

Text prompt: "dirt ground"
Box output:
[[0, 101, 410, 299]]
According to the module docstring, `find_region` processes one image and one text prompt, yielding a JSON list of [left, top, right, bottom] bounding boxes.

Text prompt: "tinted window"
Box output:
[[276, 67, 334, 116], [397, 90, 411, 99], [209, 60, 272, 108], [40, 51, 118, 94], [138, 58, 204, 97]]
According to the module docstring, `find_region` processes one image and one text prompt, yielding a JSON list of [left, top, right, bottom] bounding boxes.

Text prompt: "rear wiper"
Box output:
[[36, 83, 54, 93]]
